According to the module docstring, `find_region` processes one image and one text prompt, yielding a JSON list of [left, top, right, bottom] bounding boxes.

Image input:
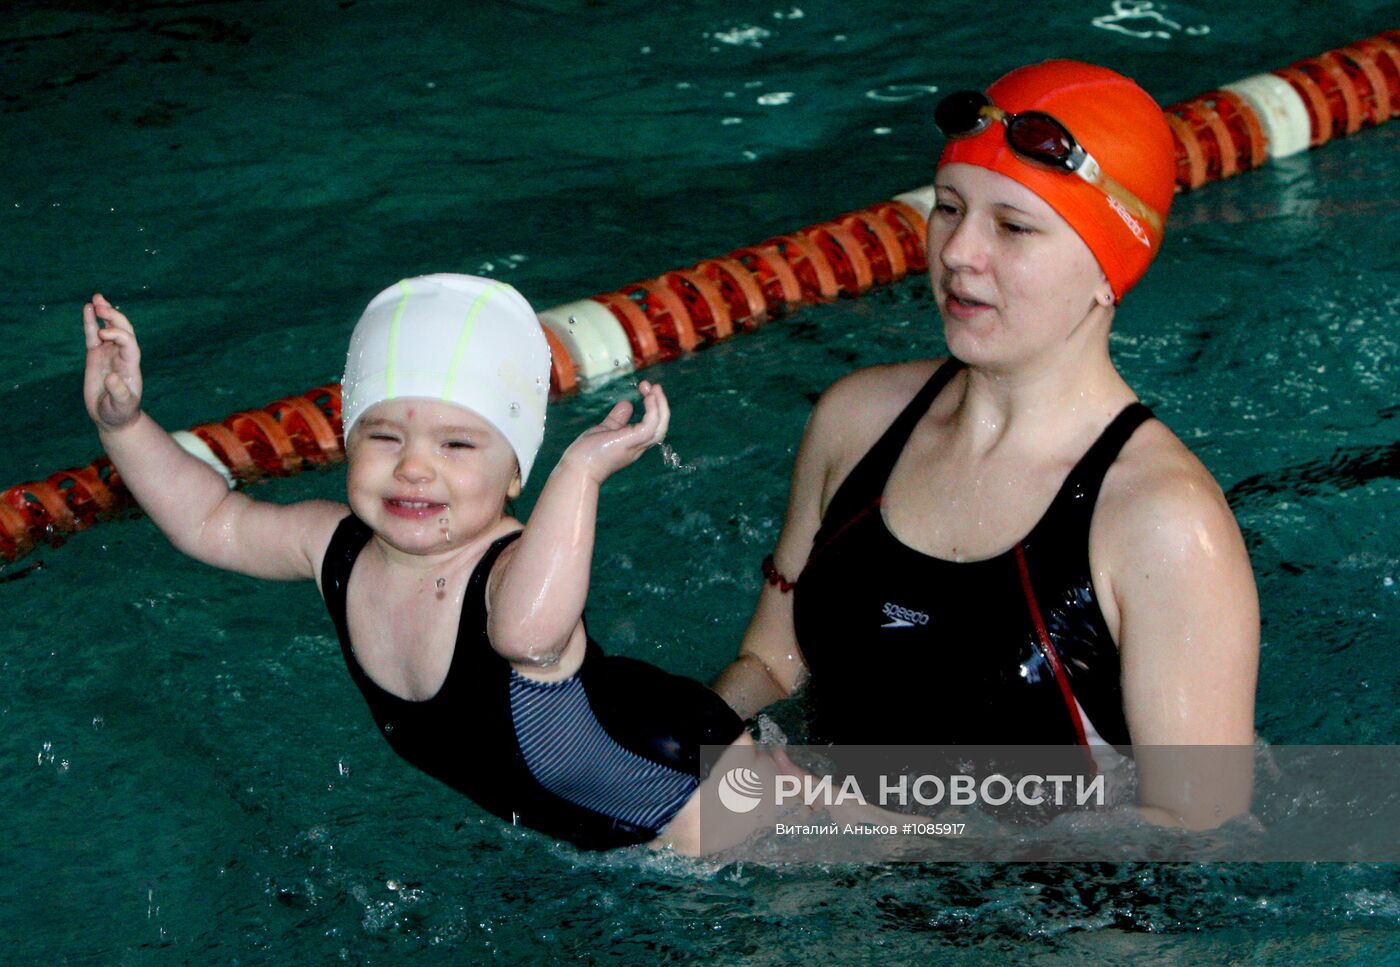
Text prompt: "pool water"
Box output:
[[2, 1, 1397, 962]]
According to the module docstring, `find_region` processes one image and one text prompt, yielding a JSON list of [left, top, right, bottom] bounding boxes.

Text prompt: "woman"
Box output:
[[713, 60, 1259, 828]]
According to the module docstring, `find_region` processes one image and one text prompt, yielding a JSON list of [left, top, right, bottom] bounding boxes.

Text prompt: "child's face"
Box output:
[[345, 398, 522, 557]]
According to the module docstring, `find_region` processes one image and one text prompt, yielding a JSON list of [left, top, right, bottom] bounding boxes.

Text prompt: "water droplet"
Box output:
[[508, 401, 521, 417], [58, 760, 70, 773], [387, 879, 401, 891], [383, 723, 395, 735], [439, 517, 448, 525], [435, 577, 446, 589], [338, 760, 350, 777], [92, 716, 104, 730]]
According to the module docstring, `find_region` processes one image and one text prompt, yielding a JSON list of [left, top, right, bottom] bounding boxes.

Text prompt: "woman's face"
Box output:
[[928, 162, 1111, 371]]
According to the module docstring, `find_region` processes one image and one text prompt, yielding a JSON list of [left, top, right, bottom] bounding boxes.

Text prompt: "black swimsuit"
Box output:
[[321, 516, 744, 850], [792, 359, 1151, 748]]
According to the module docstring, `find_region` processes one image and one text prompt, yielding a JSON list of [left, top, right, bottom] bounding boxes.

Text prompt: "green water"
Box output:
[[2, 1, 1397, 963]]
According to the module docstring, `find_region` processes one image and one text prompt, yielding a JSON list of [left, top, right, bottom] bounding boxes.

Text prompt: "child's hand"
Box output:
[[82, 293, 144, 430], [559, 380, 670, 485]]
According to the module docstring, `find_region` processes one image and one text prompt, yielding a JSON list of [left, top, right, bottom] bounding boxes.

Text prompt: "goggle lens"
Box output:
[[933, 90, 993, 139], [1005, 114, 1075, 169]]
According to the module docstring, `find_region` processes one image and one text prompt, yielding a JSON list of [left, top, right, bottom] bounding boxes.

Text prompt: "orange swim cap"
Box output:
[[938, 60, 1176, 300]]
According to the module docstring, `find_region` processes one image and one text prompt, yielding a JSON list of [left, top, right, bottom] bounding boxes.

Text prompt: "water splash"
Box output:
[[660, 443, 696, 473], [711, 25, 772, 47]]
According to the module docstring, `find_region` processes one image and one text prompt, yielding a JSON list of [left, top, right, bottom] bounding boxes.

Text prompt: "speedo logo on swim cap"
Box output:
[[881, 602, 930, 629], [1105, 195, 1152, 249], [717, 766, 764, 813]]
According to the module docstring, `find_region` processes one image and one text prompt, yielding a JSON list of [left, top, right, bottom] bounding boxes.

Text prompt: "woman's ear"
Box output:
[[507, 468, 522, 501]]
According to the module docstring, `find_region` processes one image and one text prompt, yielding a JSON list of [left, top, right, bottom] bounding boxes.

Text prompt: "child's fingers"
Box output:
[[636, 382, 668, 440], [97, 327, 141, 367], [92, 294, 135, 334], [597, 399, 632, 430], [97, 327, 134, 346], [82, 303, 102, 350], [647, 384, 670, 445]]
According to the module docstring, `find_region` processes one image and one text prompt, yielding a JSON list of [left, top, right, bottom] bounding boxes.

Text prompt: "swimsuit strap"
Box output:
[[1034, 402, 1154, 534], [1018, 401, 1153, 750], [440, 529, 522, 693], [818, 358, 965, 538], [321, 514, 375, 657]]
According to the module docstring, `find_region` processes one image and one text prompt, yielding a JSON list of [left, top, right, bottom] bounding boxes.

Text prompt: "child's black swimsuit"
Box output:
[[321, 516, 744, 850], [792, 358, 1152, 748]]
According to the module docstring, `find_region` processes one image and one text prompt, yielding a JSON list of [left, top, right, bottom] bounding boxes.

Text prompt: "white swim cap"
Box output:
[[341, 274, 551, 485]]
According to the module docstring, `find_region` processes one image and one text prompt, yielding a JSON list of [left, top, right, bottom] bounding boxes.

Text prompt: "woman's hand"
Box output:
[[82, 293, 144, 431], [559, 380, 670, 485]]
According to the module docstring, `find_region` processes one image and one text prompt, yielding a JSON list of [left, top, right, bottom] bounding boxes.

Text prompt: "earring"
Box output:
[[1095, 289, 1114, 307]]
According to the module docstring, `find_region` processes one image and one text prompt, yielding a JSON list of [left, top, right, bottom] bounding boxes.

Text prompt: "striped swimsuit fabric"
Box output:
[[509, 672, 698, 832]]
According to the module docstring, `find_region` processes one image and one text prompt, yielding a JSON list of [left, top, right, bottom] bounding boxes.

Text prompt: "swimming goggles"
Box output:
[[934, 89, 1162, 236]]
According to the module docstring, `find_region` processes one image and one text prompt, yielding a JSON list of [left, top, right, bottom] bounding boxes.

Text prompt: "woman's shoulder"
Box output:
[[810, 359, 945, 433], [800, 359, 946, 467], [1096, 416, 1243, 564]]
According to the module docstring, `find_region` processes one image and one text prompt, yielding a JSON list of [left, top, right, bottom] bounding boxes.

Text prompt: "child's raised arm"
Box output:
[[486, 381, 669, 667], [82, 293, 344, 581]]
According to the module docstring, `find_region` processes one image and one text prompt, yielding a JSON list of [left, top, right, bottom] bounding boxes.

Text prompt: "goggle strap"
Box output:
[[1093, 169, 1163, 236]]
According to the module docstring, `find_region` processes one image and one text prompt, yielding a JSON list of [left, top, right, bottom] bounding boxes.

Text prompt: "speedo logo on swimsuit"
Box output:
[[881, 601, 930, 628], [1105, 195, 1152, 249]]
